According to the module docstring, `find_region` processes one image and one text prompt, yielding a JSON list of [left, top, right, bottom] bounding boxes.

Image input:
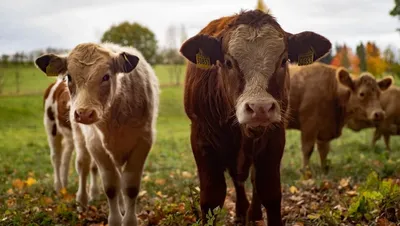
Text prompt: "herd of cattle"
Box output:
[[33, 9, 399, 226]]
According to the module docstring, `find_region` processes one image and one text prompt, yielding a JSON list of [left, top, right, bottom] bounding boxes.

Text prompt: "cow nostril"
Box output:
[[88, 111, 94, 119], [74, 111, 80, 120], [245, 103, 254, 114], [268, 102, 276, 112]]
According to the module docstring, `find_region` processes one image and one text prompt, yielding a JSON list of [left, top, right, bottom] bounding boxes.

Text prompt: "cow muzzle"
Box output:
[[238, 99, 281, 127], [370, 110, 385, 122], [74, 108, 99, 125]]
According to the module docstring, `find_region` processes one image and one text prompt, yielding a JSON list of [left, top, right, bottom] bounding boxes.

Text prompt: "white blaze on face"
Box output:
[[228, 24, 285, 126]]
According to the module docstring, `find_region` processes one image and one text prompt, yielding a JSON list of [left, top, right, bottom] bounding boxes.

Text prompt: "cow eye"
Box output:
[[281, 58, 287, 67], [225, 60, 233, 69], [102, 74, 110, 82]]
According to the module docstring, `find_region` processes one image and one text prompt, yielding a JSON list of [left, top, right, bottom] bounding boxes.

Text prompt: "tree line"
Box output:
[[318, 42, 400, 77]]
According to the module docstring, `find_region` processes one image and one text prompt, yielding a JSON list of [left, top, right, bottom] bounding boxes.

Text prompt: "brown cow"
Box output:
[[347, 83, 399, 151], [36, 42, 160, 226], [179, 9, 332, 225], [43, 78, 100, 202], [287, 66, 393, 173]]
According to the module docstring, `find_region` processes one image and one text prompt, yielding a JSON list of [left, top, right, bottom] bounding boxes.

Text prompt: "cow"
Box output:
[[43, 78, 100, 203], [35, 42, 160, 226], [179, 9, 332, 225], [347, 83, 399, 152], [287, 65, 393, 174]]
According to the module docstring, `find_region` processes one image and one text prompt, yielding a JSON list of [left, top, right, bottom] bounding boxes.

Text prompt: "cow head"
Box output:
[[337, 70, 392, 122], [180, 10, 332, 129], [35, 43, 139, 125]]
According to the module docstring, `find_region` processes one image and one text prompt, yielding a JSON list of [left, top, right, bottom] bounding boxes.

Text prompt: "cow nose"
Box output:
[[245, 101, 277, 120], [372, 111, 385, 121], [74, 108, 98, 124]]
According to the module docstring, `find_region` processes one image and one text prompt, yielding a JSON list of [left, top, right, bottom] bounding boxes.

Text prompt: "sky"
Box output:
[[0, 0, 399, 56]]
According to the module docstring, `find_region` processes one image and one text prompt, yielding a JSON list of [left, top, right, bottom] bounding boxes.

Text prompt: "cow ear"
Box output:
[[337, 68, 354, 90], [286, 31, 332, 66], [377, 76, 393, 91], [113, 52, 139, 73], [180, 34, 224, 69], [35, 54, 67, 76]]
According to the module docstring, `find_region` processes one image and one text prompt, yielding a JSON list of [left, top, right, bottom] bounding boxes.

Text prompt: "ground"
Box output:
[[0, 65, 400, 226]]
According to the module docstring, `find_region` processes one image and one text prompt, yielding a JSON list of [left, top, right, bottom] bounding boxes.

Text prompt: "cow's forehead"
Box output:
[[356, 75, 379, 90], [227, 24, 285, 79]]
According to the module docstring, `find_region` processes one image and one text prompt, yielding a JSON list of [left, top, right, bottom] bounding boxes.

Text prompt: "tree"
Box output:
[[101, 21, 158, 65], [163, 24, 185, 85], [1, 54, 9, 67], [256, 0, 268, 12], [383, 45, 396, 73], [356, 43, 367, 72], [365, 42, 387, 76], [340, 45, 351, 69], [389, 0, 400, 32]]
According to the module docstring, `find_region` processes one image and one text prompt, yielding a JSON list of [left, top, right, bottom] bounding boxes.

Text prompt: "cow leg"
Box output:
[[229, 167, 250, 224], [120, 137, 151, 226], [89, 142, 123, 226], [247, 166, 263, 224], [48, 132, 63, 193], [89, 160, 100, 201], [372, 129, 382, 147], [383, 133, 391, 152], [317, 141, 330, 174], [300, 130, 316, 178], [73, 128, 90, 208], [60, 137, 74, 190], [253, 127, 285, 226]]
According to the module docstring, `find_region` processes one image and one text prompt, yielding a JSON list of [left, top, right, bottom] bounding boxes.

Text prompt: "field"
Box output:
[[1, 65, 400, 226]]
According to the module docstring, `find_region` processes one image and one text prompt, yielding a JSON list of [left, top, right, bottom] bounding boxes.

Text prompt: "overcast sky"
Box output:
[[0, 0, 399, 55]]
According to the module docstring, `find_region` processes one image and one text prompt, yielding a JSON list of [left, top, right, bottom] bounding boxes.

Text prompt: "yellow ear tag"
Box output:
[[196, 51, 211, 69], [298, 48, 314, 66], [45, 64, 58, 77]]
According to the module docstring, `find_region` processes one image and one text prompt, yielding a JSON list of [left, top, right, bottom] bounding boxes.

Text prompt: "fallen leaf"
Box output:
[[60, 187, 68, 196], [138, 190, 147, 197], [339, 178, 350, 189], [181, 171, 193, 178], [25, 177, 37, 187], [289, 186, 298, 194], [12, 179, 24, 190], [43, 197, 53, 205], [6, 198, 16, 208], [143, 175, 150, 182], [346, 190, 358, 197], [155, 178, 166, 185], [6, 188, 14, 195]]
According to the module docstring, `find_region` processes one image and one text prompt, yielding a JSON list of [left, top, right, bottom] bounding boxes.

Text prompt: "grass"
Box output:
[[1, 65, 400, 225]]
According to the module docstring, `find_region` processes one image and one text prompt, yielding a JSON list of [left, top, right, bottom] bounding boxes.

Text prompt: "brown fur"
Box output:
[[52, 82, 71, 129], [287, 63, 392, 173], [347, 85, 400, 151], [181, 9, 332, 226]]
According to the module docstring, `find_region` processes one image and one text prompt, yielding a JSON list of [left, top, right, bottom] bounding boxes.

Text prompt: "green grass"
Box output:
[[1, 65, 400, 225]]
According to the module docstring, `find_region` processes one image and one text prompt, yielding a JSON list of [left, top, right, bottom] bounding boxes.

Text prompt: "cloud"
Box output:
[[0, 0, 399, 55]]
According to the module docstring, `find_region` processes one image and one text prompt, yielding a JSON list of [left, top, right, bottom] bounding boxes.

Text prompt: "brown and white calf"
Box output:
[[36, 42, 160, 226], [287, 64, 393, 174], [180, 9, 332, 225], [347, 82, 399, 151], [43, 77, 100, 197]]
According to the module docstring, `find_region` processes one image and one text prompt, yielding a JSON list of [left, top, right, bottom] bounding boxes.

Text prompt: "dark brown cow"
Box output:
[[179, 9, 332, 225]]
